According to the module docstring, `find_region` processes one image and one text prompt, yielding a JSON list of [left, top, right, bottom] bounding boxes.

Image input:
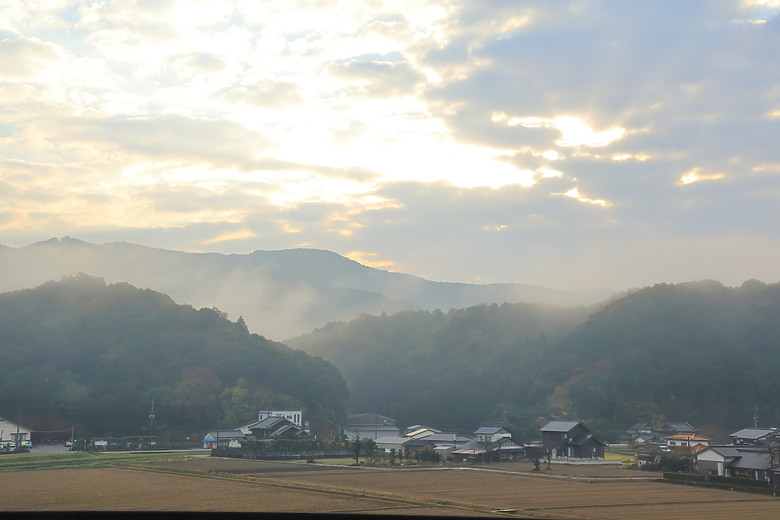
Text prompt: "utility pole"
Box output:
[[754, 404, 759, 429]]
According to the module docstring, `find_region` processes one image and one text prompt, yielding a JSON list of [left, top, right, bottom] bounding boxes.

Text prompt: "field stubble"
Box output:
[[1, 455, 779, 518]]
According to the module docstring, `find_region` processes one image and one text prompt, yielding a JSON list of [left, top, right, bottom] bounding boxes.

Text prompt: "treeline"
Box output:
[[0, 274, 348, 439], [290, 280, 780, 441], [289, 302, 595, 438]]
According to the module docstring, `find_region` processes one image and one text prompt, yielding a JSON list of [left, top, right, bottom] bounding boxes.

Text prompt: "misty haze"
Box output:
[[2, 1, 780, 517]]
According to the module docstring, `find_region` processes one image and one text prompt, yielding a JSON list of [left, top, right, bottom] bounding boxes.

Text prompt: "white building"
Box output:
[[0, 417, 32, 449], [258, 410, 303, 427]]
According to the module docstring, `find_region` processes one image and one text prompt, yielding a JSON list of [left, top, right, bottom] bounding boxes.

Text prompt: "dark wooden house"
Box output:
[[540, 421, 606, 459]]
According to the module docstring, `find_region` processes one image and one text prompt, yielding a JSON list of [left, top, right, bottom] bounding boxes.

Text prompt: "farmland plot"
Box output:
[[2, 457, 779, 518]]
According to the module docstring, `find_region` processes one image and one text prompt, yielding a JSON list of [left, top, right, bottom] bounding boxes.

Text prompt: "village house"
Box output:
[[453, 425, 525, 462], [661, 432, 711, 457], [0, 417, 32, 450], [202, 429, 246, 449], [376, 426, 472, 459], [343, 413, 400, 440], [695, 426, 780, 483], [696, 445, 776, 481], [729, 427, 778, 445], [203, 414, 310, 449], [540, 421, 606, 459], [626, 420, 700, 445], [242, 415, 309, 440], [257, 410, 303, 427]]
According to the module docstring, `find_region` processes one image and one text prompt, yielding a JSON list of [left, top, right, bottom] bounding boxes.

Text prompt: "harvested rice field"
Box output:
[[2, 456, 779, 518]]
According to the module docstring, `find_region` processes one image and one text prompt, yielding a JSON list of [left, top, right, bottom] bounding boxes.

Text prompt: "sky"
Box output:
[[1, 0, 779, 292]]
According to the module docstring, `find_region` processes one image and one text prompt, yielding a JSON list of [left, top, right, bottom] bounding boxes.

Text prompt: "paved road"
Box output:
[[30, 443, 74, 454]]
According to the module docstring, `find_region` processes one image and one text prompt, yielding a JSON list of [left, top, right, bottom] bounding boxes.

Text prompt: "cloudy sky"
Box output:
[[2, 0, 779, 291]]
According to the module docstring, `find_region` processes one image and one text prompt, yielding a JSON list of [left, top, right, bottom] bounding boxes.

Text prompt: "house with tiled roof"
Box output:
[[662, 432, 711, 453], [243, 416, 309, 440], [453, 425, 525, 462], [662, 422, 698, 435], [203, 416, 310, 449]]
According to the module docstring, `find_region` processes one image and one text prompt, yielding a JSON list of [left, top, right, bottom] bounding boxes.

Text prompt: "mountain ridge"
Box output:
[[0, 237, 613, 340]]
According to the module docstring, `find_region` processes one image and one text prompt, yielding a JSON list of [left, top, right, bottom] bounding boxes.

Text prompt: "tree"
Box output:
[[525, 445, 546, 471], [352, 435, 363, 465], [364, 438, 377, 460]]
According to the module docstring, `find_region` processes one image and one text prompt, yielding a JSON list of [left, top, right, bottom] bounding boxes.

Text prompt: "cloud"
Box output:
[[44, 114, 273, 170], [0, 37, 61, 81], [327, 53, 425, 97], [224, 80, 304, 108], [2, 1, 779, 292]]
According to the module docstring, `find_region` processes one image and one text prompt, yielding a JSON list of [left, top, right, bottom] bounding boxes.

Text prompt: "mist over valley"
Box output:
[[1, 238, 778, 443]]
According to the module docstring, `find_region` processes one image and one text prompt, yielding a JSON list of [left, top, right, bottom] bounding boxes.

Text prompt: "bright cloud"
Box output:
[[1, 0, 779, 291], [495, 114, 626, 148], [679, 168, 726, 185]]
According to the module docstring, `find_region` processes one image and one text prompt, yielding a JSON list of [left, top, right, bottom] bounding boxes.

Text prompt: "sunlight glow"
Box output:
[[203, 228, 257, 244], [556, 187, 612, 207], [680, 168, 726, 185], [494, 113, 626, 148], [612, 153, 651, 162], [346, 250, 397, 269]]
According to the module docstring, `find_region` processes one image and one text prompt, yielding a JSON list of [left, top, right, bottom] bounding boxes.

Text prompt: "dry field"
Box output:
[[2, 456, 779, 519]]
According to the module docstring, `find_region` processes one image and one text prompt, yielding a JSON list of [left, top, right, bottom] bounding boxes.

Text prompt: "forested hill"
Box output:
[[0, 275, 348, 439], [288, 302, 596, 435], [535, 279, 780, 438], [290, 280, 780, 440]]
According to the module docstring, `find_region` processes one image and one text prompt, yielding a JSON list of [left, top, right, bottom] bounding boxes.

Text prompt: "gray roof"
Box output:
[[663, 422, 698, 433], [705, 445, 741, 458], [474, 426, 507, 435], [728, 449, 773, 470], [455, 435, 524, 453], [375, 436, 407, 445], [730, 428, 777, 440], [540, 421, 581, 432], [245, 416, 289, 430], [204, 429, 245, 440], [348, 413, 396, 427], [423, 433, 472, 443]]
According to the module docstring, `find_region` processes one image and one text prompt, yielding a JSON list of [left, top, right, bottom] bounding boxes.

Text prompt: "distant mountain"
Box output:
[[290, 280, 780, 441], [0, 237, 613, 340], [0, 275, 348, 438]]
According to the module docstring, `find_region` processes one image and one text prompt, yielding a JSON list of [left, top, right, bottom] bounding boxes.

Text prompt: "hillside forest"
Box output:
[[0, 275, 347, 440], [1, 275, 779, 443], [290, 279, 780, 441]]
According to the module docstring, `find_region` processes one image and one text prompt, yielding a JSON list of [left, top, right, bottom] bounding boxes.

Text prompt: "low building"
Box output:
[[453, 425, 525, 463], [696, 445, 776, 481], [203, 429, 245, 449], [343, 413, 399, 440], [0, 417, 32, 450]]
